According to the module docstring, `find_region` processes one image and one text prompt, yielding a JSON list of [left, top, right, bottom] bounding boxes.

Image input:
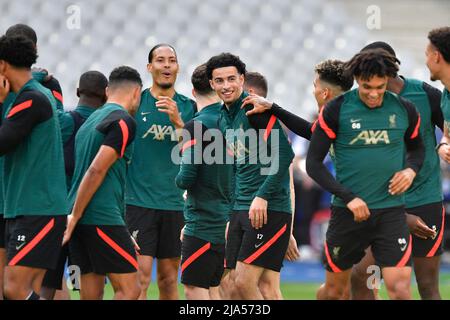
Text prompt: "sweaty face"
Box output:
[[210, 66, 244, 106], [425, 43, 440, 82], [148, 46, 179, 90], [357, 76, 388, 109]]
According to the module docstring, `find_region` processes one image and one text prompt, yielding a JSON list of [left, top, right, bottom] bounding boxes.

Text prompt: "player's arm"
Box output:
[[0, 90, 53, 155], [63, 114, 136, 244], [175, 120, 204, 190], [306, 98, 370, 222], [285, 164, 300, 261], [32, 68, 64, 110], [389, 98, 425, 195], [242, 95, 313, 140], [423, 82, 450, 162], [423, 82, 444, 131], [247, 112, 295, 229]]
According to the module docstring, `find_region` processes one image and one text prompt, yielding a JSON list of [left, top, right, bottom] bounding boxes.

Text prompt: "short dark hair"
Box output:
[[148, 43, 177, 63], [205, 53, 247, 80], [344, 49, 399, 81], [191, 64, 214, 96], [244, 72, 268, 98], [428, 27, 450, 63], [5, 24, 37, 46], [78, 71, 108, 98], [314, 60, 354, 92], [0, 35, 38, 69], [360, 41, 401, 65], [109, 66, 143, 88]]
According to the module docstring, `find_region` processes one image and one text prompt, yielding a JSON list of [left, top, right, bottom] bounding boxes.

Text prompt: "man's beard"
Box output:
[[158, 82, 174, 90]]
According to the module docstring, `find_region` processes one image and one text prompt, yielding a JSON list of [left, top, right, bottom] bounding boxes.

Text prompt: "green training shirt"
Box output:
[[68, 103, 136, 226], [176, 103, 233, 244], [126, 89, 196, 211], [400, 78, 443, 208], [1, 79, 68, 218], [218, 92, 294, 214]]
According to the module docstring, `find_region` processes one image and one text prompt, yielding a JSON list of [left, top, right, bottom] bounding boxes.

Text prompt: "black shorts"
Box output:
[[225, 211, 291, 272], [407, 202, 445, 258], [69, 224, 138, 275], [41, 244, 69, 290], [0, 215, 6, 249], [125, 205, 184, 259], [5, 215, 66, 270], [181, 235, 225, 289], [324, 206, 412, 272]]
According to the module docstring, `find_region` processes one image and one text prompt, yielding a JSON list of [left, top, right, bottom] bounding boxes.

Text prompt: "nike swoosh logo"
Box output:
[[255, 242, 264, 249], [141, 112, 151, 116], [350, 119, 362, 123], [16, 242, 26, 251], [400, 244, 407, 252]]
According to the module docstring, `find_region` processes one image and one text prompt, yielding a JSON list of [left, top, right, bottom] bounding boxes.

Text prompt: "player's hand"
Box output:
[[406, 213, 437, 239], [130, 234, 141, 254], [31, 67, 53, 82], [156, 96, 184, 129], [249, 197, 268, 229], [241, 94, 273, 116], [180, 225, 185, 242], [62, 214, 79, 246], [347, 198, 370, 222], [284, 234, 300, 261], [438, 143, 450, 163], [389, 168, 416, 195], [0, 75, 10, 103], [225, 222, 230, 241]]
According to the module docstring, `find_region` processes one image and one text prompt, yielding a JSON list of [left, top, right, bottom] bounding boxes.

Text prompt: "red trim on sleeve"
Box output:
[[181, 139, 197, 154], [52, 91, 63, 104], [118, 119, 129, 158], [318, 109, 336, 139], [410, 114, 421, 139], [7, 100, 33, 119], [263, 115, 277, 142], [311, 120, 318, 133]]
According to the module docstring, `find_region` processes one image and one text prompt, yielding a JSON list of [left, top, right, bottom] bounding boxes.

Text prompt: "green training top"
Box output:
[[175, 103, 233, 244], [400, 78, 443, 208], [126, 89, 196, 211], [218, 92, 294, 214], [68, 103, 136, 226], [2, 79, 68, 218]]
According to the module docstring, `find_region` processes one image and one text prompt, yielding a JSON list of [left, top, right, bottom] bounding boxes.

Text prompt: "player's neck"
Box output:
[[9, 70, 32, 93], [78, 97, 104, 109], [196, 96, 222, 112], [440, 68, 450, 91], [107, 97, 131, 111], [387, 76, 404, 94], [150, 85, 176, 99]]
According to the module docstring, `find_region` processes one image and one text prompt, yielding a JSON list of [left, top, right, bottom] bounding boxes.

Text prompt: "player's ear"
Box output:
[[147, 63, 152, 74], [192, 89, 197, 98], [105, 86, 110, 99], [209, 80, 215, 90]]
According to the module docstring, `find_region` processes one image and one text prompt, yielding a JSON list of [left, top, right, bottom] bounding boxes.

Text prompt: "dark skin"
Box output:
[[351, 75, 441, 300]]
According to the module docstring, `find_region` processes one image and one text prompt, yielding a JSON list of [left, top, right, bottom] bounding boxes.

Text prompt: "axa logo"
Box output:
[[228, 140, 250, 158], [143, 124, 177, 141], [350, 130, 390, 145]]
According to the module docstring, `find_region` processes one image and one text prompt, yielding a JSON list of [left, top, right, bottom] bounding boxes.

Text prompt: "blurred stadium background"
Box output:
[[1, 0, 450, 299]]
